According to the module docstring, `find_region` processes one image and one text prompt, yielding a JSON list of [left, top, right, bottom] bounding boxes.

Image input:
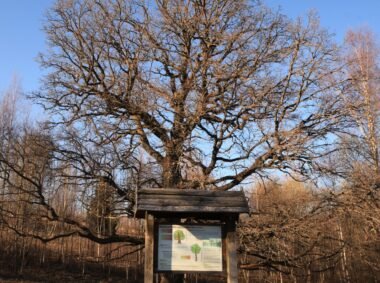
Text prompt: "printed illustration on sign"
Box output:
[[173, 229, 185, 244], [157, 225, 222, 271], [190, 244, 201, 261]]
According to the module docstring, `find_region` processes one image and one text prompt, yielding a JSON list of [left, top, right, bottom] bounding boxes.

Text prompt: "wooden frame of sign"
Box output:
[[135, 189, 249, 283]]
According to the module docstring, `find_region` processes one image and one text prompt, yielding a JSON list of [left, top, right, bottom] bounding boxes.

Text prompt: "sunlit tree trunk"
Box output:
[[344, 28, 380, 173]]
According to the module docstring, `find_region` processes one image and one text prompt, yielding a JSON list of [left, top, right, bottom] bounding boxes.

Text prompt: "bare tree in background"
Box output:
[[240, 178, 380, 283], [240, 180, 345, 282], [342, 28, 380, 174], [0, 78, 143, 245], [319, 27, 380, 283], [336, 27, 380, 235], [0, 77, 23, 230]]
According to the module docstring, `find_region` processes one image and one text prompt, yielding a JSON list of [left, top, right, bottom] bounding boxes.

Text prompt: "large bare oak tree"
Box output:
[[36, 0, 346, 193]]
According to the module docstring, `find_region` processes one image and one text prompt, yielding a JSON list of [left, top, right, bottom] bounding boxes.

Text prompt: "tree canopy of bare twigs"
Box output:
[[35, 0, 347, 193]]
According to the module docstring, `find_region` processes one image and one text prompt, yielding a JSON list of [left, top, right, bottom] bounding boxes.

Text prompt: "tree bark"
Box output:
[[159, 156, 184, 283]]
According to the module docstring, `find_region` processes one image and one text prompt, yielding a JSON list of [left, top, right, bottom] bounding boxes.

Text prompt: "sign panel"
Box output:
[[157, 224, 223, 272]]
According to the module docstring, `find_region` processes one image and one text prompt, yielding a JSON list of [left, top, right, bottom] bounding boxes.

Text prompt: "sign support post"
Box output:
[[144, 212, 154, 283], [226, 217, 238, 283]]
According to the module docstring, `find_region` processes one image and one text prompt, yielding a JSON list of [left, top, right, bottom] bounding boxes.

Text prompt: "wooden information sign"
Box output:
[[135, 188, 249, 283]]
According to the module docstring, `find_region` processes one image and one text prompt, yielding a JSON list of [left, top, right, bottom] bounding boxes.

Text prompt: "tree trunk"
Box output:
[[159, 155, 184, 283], [162, 156, 181, 188]]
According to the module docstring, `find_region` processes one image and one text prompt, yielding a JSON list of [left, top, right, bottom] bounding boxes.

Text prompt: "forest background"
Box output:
[[0, 1, 379, 282]]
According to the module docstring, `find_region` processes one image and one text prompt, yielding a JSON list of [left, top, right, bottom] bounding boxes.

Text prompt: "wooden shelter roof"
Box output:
[[135, 188, 249, 218]]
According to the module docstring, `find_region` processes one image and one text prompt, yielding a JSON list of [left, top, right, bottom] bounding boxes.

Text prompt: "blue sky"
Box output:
[[1, 0, 380, 99], [0, 0, 54, 94], [267, 0, 380, 42]]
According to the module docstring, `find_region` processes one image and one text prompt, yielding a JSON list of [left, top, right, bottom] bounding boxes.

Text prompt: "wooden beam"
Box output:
[[144, 212, 154, 283], [138, 204, 247, 213], [226, 217, 238, 283], [138, 196, 246, 207], [139, 188, 243, 197]]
